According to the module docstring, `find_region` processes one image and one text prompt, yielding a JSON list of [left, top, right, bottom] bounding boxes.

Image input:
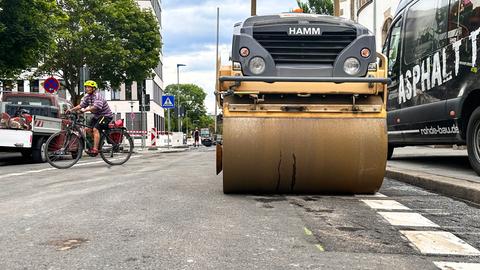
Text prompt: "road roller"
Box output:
[[216, 13, 391, 194]]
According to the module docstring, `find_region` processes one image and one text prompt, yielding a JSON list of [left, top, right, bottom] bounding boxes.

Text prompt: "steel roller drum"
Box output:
[[222, 117, 387, 194]]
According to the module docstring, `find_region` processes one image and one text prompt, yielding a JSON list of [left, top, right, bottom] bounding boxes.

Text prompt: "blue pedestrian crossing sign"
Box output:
[[162, 95, 175, 109]]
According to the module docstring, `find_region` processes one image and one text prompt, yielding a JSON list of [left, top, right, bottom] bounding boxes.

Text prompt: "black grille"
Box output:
[[253, 29, 357, 65]]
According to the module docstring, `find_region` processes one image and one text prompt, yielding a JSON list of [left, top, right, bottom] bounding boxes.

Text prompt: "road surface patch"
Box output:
[[378, 212, 440, 227], [361, 199, 410, 210], [433, 261, 480, 270], [400, 231, 480, 256]]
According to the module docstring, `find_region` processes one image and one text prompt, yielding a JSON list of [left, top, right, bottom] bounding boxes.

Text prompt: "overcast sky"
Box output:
[[162, 0, 299, 114]]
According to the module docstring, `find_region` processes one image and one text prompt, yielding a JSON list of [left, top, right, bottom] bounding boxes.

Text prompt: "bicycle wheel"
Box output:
[[99, 129, 134, 165], [45, 130, 83, 169]]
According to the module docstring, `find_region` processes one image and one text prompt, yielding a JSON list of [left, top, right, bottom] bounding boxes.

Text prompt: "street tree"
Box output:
[[0, 0, 59, 79], [38, 0, 161, 104], [164, 83, 213, 134], [296, 0, 334, 15]]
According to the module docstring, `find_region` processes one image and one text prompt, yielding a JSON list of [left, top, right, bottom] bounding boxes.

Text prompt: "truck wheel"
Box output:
[[387, 145, 394, 160], [467, 107, 480, 176], [32, 137, 47, 163]]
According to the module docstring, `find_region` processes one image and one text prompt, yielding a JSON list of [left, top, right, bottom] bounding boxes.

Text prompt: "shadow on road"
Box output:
[[392, 155, 472, 171], [0, 152, 33, 166]]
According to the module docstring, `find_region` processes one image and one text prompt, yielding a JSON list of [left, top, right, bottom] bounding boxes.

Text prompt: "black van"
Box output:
[[384, 0, 480, 174]]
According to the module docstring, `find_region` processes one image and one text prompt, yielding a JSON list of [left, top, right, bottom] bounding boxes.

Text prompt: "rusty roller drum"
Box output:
[[222, 115, 386, 194]]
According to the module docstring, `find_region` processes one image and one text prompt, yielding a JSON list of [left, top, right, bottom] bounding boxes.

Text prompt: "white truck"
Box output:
[[0, 92, 72, 162]]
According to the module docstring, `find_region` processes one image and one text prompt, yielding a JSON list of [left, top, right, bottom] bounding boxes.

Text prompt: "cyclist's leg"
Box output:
[[93, 127, 100, 150]]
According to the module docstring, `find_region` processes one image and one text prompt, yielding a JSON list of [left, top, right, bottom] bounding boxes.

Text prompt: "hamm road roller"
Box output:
[[216, 13, 390, 194]]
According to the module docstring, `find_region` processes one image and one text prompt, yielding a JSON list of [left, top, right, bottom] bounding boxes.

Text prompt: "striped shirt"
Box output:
[[80, 91, 113, 118]]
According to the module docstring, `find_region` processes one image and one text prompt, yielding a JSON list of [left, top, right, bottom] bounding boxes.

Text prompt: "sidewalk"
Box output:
[[386, 146, 480, 204]]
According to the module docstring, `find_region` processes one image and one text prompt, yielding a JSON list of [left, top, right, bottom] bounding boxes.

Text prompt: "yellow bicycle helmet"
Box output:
[[84, 80, 98, 88]]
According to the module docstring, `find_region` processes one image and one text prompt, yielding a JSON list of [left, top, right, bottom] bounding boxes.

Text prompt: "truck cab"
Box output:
[[0, 92, 72, 162]]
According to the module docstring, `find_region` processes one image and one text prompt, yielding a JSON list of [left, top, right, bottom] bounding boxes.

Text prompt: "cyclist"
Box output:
[[68, 80, 113, 156]]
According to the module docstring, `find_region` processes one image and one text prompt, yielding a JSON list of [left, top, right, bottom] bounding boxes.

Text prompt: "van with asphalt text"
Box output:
[[384, 0, 480, 175]]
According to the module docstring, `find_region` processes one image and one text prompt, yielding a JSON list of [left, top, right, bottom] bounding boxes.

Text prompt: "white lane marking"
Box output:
[[354, 193, 387, 198], [361, 199, 410, 210], [378, 212, 440, 227], [0, 155, 142, 180], [0, 168, 56, 179], [434, 262, 480, 270], [401, 231, 480, 256]]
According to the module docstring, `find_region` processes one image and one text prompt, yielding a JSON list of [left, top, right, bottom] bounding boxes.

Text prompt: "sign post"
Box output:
[[162, 95, 175, 149]]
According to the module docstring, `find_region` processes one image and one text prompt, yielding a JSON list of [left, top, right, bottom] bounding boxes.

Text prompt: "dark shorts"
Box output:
[[90, 116, 112, 130]]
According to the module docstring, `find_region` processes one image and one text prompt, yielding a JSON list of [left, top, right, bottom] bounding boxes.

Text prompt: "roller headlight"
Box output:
[[343, 57, 361, 76], [249, 57, 266, 75]]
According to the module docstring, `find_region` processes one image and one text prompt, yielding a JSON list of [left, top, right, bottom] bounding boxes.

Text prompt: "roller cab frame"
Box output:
[[216, 14, 390, 194]]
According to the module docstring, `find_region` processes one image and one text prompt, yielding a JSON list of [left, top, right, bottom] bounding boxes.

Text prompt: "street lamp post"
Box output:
[[176, 64, 186, 133], [129, 101, 134, 132]]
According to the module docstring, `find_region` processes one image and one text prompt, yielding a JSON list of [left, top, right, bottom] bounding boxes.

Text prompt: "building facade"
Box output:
[[339, 0, 401, 51]]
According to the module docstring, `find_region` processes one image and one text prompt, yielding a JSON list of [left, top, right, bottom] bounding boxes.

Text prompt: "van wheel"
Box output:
[[467, 107, 480, 176], [387, 145, 395, 160], [32, 138, 46, 163]]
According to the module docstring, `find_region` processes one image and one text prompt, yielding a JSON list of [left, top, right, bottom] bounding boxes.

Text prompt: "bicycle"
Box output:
[[45, 112, 134, 169]]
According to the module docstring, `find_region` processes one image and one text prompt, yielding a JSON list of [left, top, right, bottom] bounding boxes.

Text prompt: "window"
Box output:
[[153, 81, 163, 105], [403, 0, 449, 64], [125, 83, 132, 100], [449, 0, 480, 38], [4, 96, 53, 106], [3, 80, 13, 91], [387, 18, 403, 73], [30, 80, 39, 93], [155, 60, 163, 80], [57, 100, 72, 114], [111, 88, 120, 100], [17, 80, 24, 92]]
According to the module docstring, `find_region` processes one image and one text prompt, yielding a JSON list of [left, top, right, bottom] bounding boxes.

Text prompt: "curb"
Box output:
[[132, 148, 189, 154], [386, 166, 480, 204]]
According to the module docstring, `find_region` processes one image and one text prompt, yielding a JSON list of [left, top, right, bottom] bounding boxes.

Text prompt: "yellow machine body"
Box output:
[[217, 54, 389, 194]]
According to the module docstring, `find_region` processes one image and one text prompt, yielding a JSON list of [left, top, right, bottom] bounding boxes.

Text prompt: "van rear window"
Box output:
[[4, 96, 53, 106]]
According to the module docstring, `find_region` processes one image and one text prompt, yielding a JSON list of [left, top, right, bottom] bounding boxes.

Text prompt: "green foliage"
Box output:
[[0, 0, 59, 78], [165, 83, 213, 133], [296, 0, 334, 15], [39, 0, 162, 104]]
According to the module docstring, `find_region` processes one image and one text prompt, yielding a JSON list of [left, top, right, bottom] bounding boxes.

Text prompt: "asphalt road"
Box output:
[[0, 148, 479, 269]]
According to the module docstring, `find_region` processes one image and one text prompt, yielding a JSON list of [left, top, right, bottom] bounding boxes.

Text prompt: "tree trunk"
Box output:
[[334, 0, 340, 16]]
